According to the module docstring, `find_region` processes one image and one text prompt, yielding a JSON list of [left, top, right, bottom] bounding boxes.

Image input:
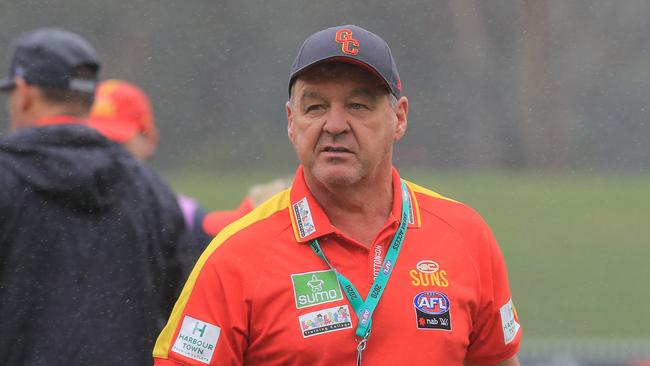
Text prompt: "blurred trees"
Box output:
[[1, 0, 649, 172]]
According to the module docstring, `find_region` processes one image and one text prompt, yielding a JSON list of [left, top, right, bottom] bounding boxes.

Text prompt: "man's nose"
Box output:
[[323, 104, 349, 135]]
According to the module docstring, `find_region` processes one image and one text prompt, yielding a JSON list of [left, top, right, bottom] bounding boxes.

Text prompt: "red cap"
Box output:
[[88, 79, 156, 143]]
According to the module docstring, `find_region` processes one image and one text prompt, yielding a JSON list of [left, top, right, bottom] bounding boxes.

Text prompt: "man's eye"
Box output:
[[349, 103, 367, 110], [306, 104, 324, 112]]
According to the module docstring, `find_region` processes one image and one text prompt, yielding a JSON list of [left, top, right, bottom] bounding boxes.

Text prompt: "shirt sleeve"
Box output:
[[153, 242, 252, 366], [464, 217, 522, 365]]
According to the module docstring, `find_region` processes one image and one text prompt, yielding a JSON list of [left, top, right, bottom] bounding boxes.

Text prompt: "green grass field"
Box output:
[[163, 168, 650, 338]]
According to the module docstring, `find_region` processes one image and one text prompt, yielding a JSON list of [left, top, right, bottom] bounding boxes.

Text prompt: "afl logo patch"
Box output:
[[413, 291, 452, 330]]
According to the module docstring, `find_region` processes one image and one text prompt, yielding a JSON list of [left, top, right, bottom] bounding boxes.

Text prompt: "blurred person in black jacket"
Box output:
[[88, 79, 212, 249], [0, 27, 193, 365]]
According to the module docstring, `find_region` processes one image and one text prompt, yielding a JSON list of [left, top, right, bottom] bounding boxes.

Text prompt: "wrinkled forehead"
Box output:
[[292, 62, 389, 97]]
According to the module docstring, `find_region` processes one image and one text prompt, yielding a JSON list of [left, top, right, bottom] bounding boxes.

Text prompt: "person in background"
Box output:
[[89, 80, 292, 244], [152, 24, 521, 365], [0, 28, 192, 365], [88, 79, 213, 247], [202, 176, 292, 236]]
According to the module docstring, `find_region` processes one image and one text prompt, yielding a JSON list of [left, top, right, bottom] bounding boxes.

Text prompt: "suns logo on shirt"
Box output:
[[409, 260, 449, 287]]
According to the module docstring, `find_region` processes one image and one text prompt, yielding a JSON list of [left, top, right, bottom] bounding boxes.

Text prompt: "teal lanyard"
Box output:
[[309, 180, 410, 364]]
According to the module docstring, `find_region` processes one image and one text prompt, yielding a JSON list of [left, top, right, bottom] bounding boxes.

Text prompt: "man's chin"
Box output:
[[312, 166, 361, 188]]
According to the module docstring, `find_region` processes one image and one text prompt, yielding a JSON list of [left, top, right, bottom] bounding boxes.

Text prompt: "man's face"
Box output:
[[286, 63, 407, 188]]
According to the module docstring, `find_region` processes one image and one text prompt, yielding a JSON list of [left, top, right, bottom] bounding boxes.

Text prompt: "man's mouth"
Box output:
[[322, 146, 352, 153]]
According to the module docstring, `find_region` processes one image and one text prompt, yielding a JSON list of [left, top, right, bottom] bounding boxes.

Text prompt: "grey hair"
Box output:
[[388, 94, 398, 107]]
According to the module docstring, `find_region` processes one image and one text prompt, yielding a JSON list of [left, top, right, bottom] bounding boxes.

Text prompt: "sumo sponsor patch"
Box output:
[[500, 298, 521, 344], [291, 270, 343, 309], [299, 305, 352, 338], [171, 315, 220, 364], [413, 291, 452, 330]]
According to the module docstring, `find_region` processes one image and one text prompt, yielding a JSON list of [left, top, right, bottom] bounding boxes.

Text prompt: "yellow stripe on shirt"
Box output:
[[404, 180, 457, 203], [153, 188, 291, 359]]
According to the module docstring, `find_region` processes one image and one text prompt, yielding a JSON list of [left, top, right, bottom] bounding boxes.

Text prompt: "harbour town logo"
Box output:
[[500, 298, 521, 344], [171, 315, 221, 364], [291, 270, 343, 309]]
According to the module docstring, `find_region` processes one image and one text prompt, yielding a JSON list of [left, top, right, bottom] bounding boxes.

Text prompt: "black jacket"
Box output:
[[0, 123, 192, 365]]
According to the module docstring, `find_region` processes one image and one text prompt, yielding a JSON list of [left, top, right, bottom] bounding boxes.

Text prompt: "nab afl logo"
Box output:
[[335, 29, 359, 55], [413, 291, 452, 330], [414, 291, 450, 315]]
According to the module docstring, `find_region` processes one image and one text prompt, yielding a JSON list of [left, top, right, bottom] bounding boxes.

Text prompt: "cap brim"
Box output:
[[0, 77, 15, 91], [289, 56, 394, 97]]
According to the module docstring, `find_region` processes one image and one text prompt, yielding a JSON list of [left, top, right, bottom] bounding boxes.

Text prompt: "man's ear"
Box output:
[[286, 100, 295, 142], [14, 77, 33, 113], [8, 77, 37, 131], [393, 96, 408, 141]]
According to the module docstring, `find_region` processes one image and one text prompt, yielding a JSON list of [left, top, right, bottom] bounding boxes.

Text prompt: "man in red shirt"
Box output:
[[154, 24, 521, 365]]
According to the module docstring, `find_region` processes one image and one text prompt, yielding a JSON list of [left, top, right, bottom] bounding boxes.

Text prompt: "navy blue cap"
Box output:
[[289, 25, 401, 97], [0, 27, 100, 93]]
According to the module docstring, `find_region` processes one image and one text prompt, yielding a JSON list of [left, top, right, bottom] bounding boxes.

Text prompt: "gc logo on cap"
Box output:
[[335, 29, 360, 55]]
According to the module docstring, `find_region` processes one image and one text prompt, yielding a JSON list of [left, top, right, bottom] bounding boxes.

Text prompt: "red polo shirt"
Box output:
[[153, 166, 521, 365]]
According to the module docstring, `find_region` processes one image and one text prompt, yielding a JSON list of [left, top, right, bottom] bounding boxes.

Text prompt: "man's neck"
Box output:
[[16, 105, 84, 131], [305, 171, 394, 247]]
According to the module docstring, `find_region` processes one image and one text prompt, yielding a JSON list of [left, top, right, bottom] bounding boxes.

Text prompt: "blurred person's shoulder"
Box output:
[[0, 124, 112, 198], [200, 188, 293, 265]]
